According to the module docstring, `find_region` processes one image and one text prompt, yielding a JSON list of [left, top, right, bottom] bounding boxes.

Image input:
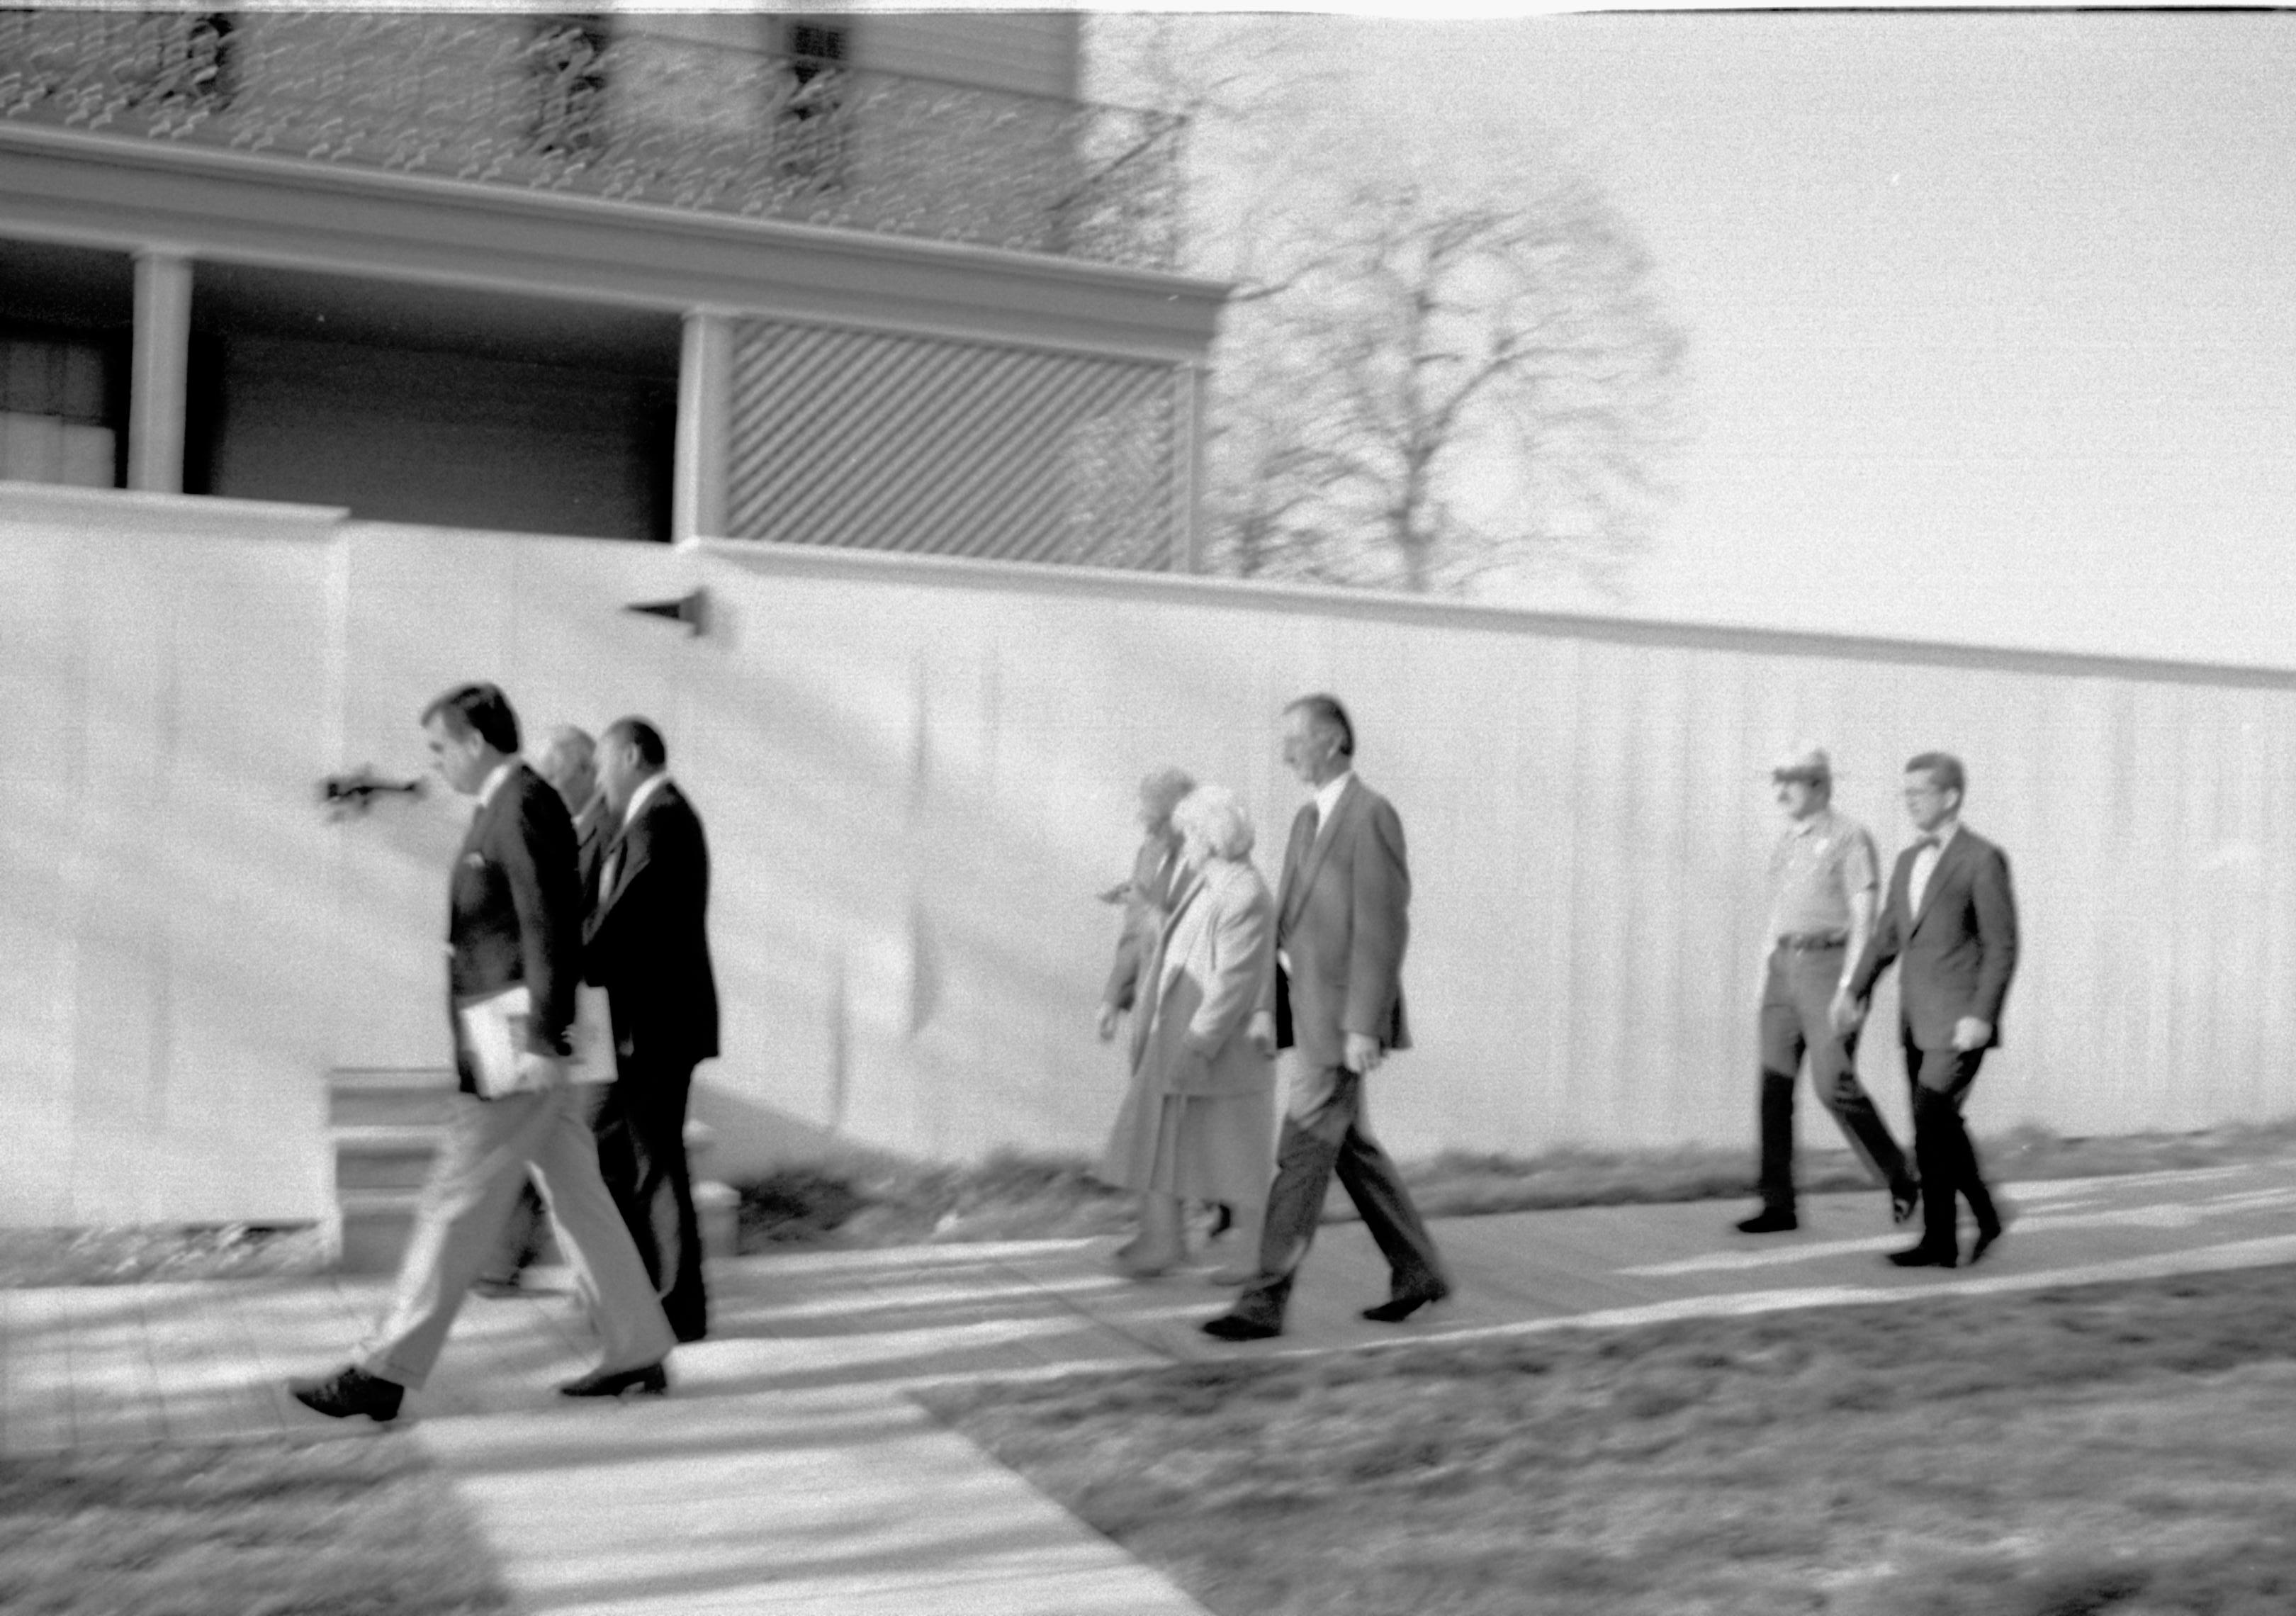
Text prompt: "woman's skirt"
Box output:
[[1099, 1077, 1278, 1206]]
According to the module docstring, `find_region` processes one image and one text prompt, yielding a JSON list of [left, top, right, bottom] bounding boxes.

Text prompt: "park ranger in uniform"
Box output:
[[1734, 742, 1919, 1234]]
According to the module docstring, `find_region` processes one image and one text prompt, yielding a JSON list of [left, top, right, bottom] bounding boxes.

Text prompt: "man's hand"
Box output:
[[1829, 989, 1865, 1036], [1951, 1016, 1992, 1052], [1247, 1011, 1277, 1057], [515, 1050, 566, 1090], [1096, 1003, 1121, 1043], [1343, 1032, 1384, 1075]]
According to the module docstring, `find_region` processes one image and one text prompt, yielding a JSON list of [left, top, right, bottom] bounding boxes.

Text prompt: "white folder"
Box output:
[[458, 984, 616, 1099]]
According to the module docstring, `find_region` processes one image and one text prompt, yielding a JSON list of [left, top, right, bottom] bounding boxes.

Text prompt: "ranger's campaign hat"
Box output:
[[1770, 741, 1832, 784]]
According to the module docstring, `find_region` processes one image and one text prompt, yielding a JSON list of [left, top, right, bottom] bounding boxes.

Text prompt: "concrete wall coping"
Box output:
[[0, 481, 347, 543], [685, 536, 2296, 693], [2, 484, 2280, 692]]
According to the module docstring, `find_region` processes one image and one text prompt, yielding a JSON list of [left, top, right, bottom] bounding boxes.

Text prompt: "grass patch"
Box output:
[[17, 1121, 2296, 1282], [736, 1145, 1135, 1249], [731, 1120, 2296, 1252], [0, 1224, 329, 1289], [921, 1263, 2296, 1616], [0, 1437, 510, 1616]]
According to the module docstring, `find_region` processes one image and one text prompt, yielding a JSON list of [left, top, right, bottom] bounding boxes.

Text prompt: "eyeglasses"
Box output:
[[1771, 770, 1825, 786]]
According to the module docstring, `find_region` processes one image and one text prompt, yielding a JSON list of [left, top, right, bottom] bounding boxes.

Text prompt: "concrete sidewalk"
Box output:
[[7, 1157, 2296, 1613]]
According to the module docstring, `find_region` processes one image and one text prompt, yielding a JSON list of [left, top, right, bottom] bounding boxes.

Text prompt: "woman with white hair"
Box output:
[[1099, 784, 1278, 1279]]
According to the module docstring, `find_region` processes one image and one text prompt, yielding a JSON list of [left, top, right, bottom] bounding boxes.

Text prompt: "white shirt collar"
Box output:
[[1920, 818, 1961, 851], [475, 758, 517, 809], [1312, 769, 1354, 827], [622, 772, 672, 827]]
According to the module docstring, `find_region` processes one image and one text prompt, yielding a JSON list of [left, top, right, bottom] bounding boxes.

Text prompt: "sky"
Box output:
[[1192, 12, 2296, 668]]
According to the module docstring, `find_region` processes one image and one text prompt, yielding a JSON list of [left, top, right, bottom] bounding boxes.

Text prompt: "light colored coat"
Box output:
[[1132, 856, 1277, 1099]]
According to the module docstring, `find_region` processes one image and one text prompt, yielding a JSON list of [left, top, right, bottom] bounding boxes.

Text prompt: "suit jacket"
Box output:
[[584, 778, 721, 1068], [1103, 834, 1188, 1012], [1259, 775, 1412, 1067], [446, 763, 583, 1094], [573, 793, 612, 907], [1131, 857, 1278, 1098], [1847, 825, 2019, 1051]]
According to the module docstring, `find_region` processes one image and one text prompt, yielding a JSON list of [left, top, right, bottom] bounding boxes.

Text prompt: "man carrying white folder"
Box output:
[[291, 683, 676, 1421]]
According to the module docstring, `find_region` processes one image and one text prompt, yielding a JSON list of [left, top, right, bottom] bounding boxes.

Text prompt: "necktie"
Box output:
[[1914, 835, 1940, 852]]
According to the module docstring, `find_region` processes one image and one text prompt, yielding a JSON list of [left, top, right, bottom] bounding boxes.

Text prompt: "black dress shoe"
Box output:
[[1734, 1208, 1799, 1235], [1969, 1224, 2004, 1265], [1361, 1284, 1451, 1324], [1200, 1313, 1282, 1342], [1890, 1184, 1921, 1225], [289, 1365, 404, 1423], [1886, 1242, 1957, 1269], [558, 1361, 668, 1398]]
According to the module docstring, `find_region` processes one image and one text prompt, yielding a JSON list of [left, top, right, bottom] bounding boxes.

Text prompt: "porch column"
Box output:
[[128, 250, 192, 493], [674, 310, 733, 543], [1174, 361, 1208, 574]]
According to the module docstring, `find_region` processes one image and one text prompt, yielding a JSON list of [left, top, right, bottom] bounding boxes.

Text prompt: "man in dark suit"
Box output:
[[1837, 751, 2018, 1269], [291, 684, 677, 1422], [585, 716, 719, 1344], [478, 723, 607, 1297], [1203, 694, 1450, 1342]]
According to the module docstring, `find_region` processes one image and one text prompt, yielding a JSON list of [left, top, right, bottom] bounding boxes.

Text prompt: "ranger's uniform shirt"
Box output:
[[1767, 807, 1878, 944]]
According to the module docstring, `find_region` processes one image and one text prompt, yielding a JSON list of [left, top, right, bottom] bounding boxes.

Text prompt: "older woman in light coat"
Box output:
[[1099, 785, 1278, 1279]]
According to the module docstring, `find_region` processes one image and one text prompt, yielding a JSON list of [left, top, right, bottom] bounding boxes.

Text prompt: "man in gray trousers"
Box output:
[[1203, 694, 1450, 1342]]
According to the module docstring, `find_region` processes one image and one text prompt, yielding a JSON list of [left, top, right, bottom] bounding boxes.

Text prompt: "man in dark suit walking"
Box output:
[[1203, 694, 1450, 1342], [478, 722, 609, 1297], [1837, 752, 2018, 1269], [585, 717, 719, 1344], [292, 684, 676, 1421]]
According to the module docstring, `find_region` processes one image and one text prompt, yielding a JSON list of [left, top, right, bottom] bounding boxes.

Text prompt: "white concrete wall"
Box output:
[[0, 487, 342, 1226], [5, 482, 2295, 1225]]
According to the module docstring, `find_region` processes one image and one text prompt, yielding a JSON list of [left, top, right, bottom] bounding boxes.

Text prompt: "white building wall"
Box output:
[[0, 488, 340, 1227], [4, 482, 2294, 1225], [851, 13, 1081, 101]]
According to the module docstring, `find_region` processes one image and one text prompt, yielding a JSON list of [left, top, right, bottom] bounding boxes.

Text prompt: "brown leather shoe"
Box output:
[[558, 1361, 668, 1398], [1362, 1284, 1451, 1324], [289, 1366, 403, 1423], [1201, 1313, 1281, 1342], [1885, 1242, 1957, 1269]]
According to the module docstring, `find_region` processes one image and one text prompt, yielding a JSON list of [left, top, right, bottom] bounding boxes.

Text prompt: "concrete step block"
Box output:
[[335, 1126, 445, 1192], [695, 1179, 740, 1261], [329, 1067, 458, 1128], [337, 1189, 423, 1274]]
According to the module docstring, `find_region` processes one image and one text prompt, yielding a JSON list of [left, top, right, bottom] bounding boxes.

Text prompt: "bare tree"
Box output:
[[1091, 16, 1687, 595]]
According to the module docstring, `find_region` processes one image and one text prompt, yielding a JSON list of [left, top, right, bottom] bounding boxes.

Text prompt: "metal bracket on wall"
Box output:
[[624, 587, 709, 637], [319, 767, 426, 820]]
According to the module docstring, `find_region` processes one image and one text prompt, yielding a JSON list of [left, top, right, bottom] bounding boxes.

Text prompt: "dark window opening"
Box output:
[[124, 11, 235, 120], [776, 20, 849, 191], [0, 329, 125, 489], [527, 13, 612, 158]]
